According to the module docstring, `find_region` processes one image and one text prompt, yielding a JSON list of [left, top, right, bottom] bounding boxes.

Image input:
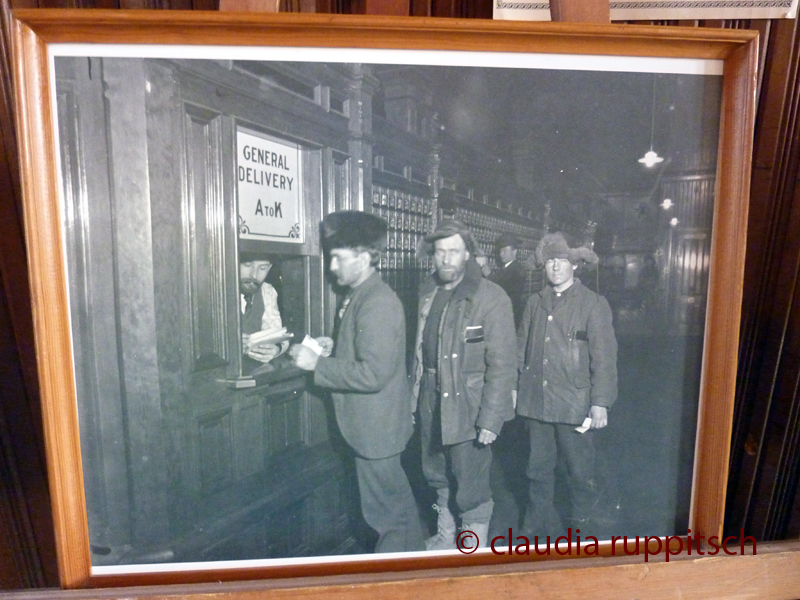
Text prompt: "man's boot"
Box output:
[[425, 489, 457, 550], [460, 499, 494, 550]]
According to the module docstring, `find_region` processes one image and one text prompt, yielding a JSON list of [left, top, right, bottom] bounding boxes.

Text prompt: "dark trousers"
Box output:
[[354, 452, 425, 553], [419, 372, 493, 517], [522, 417, 598, 536]]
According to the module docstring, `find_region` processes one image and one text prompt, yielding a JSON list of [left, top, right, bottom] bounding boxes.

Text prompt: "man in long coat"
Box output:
[[412, 220, 517, 550], [291, 211, 424, 554], [516, 232, 618, 537]]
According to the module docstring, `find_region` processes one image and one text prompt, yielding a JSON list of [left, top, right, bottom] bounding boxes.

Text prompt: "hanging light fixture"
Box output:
[[639, 74, 664, 167]]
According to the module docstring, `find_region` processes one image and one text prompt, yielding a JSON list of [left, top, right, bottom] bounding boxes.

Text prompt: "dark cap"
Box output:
[[420, 219, 477, 256], [322, 211, 387, 251], [495, 233, 519, 250], [240, 250, 275, 263]]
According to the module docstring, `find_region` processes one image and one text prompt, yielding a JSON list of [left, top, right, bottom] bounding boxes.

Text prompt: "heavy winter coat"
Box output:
[[412, 261, 517, 445], [516, 279, 618, 425]]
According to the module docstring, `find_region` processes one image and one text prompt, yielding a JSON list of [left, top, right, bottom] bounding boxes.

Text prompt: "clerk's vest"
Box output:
[[241, 287, 265, 335]]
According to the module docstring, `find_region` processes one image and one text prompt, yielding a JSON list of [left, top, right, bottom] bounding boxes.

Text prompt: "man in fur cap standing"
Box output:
[[290, 211, 424, 554], [516, 232, 617, 538], [413, 220, 516, 550]]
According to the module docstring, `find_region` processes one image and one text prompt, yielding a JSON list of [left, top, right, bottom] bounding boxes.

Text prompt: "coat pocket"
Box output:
[[462, 339, 485, 372], [573, 373, 591, 389], [465, 325, 484, 343]]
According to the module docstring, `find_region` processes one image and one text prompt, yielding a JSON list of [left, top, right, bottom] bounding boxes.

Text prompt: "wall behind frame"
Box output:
[[1, 0, 800, 590]]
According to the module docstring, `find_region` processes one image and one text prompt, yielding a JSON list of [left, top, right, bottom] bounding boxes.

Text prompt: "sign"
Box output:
[[237, 129, 303, 243]]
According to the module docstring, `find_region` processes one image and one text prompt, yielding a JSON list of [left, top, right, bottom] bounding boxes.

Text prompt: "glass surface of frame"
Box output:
[[10, 10, 756, 590]]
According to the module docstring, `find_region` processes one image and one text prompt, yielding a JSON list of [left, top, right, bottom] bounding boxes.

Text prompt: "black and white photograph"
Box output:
[[51, 45, 724, 573]]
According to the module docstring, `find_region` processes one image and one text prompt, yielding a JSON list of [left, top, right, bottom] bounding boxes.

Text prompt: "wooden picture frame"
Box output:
[[10, 10, 756, 590]]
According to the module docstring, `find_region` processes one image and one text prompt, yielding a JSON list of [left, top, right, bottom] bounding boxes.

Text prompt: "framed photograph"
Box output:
[[11, 10, 756, 589]]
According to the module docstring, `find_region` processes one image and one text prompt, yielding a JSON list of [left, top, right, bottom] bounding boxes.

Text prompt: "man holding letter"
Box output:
[[290, 211, 424, 553], [516, 232, 618, 537]]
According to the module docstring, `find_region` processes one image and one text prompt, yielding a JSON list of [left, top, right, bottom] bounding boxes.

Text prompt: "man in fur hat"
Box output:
[[516, 232, 618, 538], [412, 220, 517, 550], [290, 211, 424, 554]]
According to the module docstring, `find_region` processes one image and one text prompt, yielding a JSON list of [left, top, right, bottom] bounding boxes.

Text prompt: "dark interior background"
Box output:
[[1, 0, 799, 589]]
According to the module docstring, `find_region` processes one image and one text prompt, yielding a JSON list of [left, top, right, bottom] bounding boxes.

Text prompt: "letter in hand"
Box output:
[[290, 344, 320, 371], [315, 336, 334, 357], [588, 405, 608, 429], [247, 341, 280, 363], [477, 428, 497, 445]]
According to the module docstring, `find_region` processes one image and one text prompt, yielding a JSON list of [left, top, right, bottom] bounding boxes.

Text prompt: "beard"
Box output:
[[435, 265, 463, 284], [240, 278, 261, 296]]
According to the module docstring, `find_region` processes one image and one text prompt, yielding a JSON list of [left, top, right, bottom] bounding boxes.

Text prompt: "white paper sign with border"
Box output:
[[237, 127, 303, 243]]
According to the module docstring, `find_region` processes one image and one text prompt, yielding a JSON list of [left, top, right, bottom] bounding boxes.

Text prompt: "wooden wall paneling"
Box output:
[[167, 0, 197, 11], [278, 0, 318, 11], [346, 64, 377, 211], [117, 0, 154, 8], [218, 0, 276, 12], [0, 0, 58, 588], [0, 280, 46, 588], [755, 237, 800, 537], [463, 0, 491, 19], [184, 110, 231, 371], [191, 0, 218, 11], [430, 0, 455, 18], [310, 0, 335, 13], [0, 0, 41, 474], [409, 0, 428, 17], [356, 0, 492, 18], [27, 0, 67, 7], [7, 0, 39, 9], [726, 16, 800, 540], [54, 56, 132, 558], [348, 0, 408, 15], [788, 440, 800, 536], [550, 0, 609, 23], [102, 58, 173, 548]]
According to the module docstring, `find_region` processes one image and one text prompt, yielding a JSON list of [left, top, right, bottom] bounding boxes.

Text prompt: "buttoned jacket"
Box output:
[[412, 261, 516, 445], [315, 272, 413, 460], [516, 279, 618, 425]]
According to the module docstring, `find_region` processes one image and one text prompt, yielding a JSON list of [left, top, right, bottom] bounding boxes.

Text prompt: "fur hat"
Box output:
[[535, 232, 599, 266], [419, 219, 477, 256], [322, 211, 387, 251]]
